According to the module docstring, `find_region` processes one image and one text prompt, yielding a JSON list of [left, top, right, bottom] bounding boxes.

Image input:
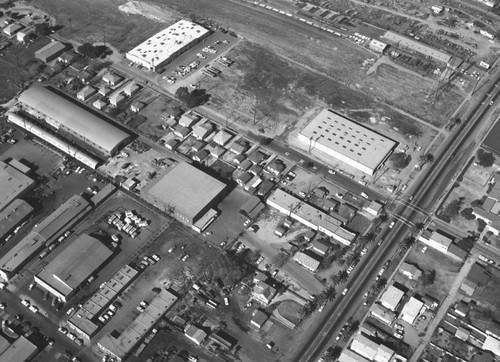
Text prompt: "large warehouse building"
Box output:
[[0, 199, 34, 243], [0, 161, 35, 212], [0, 195, 91, 281], [17, 85, 131, 157], [298, 109, 397, 175], [126, 20, 210, 71], [35, 234, 112, 302], [144, 162, 227, 226]]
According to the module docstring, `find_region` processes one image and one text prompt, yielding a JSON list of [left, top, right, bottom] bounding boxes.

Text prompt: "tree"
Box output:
[[175, 87, 210, 108], [337, 270, 349, 284], [328, 346, 343, 361], [390, 152, 412, 169], [422, 269, 436, 286], [76, 43, 109, 58], [419, 153, 434, 165], [374, 277, 387, 291], [413, 222, 425, 233], [322, 286, 337, 302], [400, 236, 417, 251], [477, 219, 487, 232], [350, 252, 361, 265], [360, 232, 376, 245], [34, 22, 51, 36], [460, 207, 476, 220], [477, 149, 495, 168], [443, 198, 464, 219]]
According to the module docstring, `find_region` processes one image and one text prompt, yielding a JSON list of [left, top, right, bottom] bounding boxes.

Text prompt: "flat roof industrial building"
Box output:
[[17, 85, 131, 156], [298, 109, 397, 175], [145, 162, 227, 225], [0, 195, 91, 281], [0, 161, 35, 212], [35, 234, 112, 302], [126, 20, 210, 71], [98, 289, 177, 361]]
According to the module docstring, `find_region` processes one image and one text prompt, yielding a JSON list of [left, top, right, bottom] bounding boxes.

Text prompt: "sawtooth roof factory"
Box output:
[[0, 194, 92, 281], [144, 162, 227, 230], [14, 85, 131, 160], [298, 109, 397, 175], [35, 234, 113, 302], [126, 20, 210, 71]]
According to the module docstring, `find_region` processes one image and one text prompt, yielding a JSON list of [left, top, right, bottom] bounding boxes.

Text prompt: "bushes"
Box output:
[[477, 149, 495, 168], [390, 152, 412, 169]]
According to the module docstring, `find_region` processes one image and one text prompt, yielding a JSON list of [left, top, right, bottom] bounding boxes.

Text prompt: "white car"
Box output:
[[389, 221, 395, 229], [224, 297, 229, 306], [328, 169, 336, 174], [361, 248, 368, 256], [58, 326, 68, 335], [342, 288, 348, 296], [21, 299, 30, 307], [363, 291, 369, 298], [152, 254, 161, 262], [479, 255, 488, 262], [421, 246, 428, 253], [347, 265, 354, 274], [394, 323, 404, 330], [167, 246, 176, 253], [318, 303, 325, 312], [29, 305, 39, 313], [66, 307, 75, 315]]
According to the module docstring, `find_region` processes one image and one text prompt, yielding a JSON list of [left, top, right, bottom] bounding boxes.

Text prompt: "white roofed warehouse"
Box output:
[[126, 20, 210, 71], [16, 85, 131, 157], [298, 109, 397, 175]]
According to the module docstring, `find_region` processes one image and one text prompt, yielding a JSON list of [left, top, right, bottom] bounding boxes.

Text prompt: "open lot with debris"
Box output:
[[406, 245, 462, 302]]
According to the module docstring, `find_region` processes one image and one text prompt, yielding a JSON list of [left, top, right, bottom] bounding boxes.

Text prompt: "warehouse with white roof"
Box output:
[[126, 20, 210, 71], [298, 109, 397, 175]]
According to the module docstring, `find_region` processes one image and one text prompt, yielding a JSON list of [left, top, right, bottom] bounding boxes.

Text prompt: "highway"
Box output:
[[294, 68, 500, 361]]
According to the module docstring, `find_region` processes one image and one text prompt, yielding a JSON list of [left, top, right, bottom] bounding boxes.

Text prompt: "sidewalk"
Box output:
[[409, 256, 475, 361]]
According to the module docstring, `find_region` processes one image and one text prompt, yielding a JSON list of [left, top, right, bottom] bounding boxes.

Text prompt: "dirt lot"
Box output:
[[438, 161, 498, 232], [406, 245, 462, 302]]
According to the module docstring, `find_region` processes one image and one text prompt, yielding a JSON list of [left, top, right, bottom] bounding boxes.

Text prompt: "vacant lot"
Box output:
[[407, 246, 462, 302]]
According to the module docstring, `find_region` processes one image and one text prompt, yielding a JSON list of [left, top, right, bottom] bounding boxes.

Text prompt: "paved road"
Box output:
[[293, 62, 500, 362]]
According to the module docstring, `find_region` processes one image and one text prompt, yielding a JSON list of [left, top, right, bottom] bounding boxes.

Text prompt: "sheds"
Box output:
[[398, 262, 422, 280], [3, 23, 24, 36], [379, 285, 404, 311], [293, 250, 321, 272], [250, 310, 269, 329]]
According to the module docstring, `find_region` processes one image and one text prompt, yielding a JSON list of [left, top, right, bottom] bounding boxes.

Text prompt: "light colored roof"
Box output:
[[399, 262, 422, 279], [0, 161, 35, 212], [18, 85, 130, 155], [77, 85, 97, 98], [311, 240, 329, 255], [0, 199, 34, 241], [429, 230, 453, 248], [370, 304, 396, 325], [8, 159, 30, 174], [339, 349, 371, 362], [192, 123, 213, 139], [102, 72, 123, 84], [184, 324, 207, 344], [36, 234, 112, 297], [299, 109, 396, 172], [0, 336, 37, 361], [3, 23, 23, 34], [213, 129, 233, 145], [146, 162, 226, 222], [400, 297, 424, 324], [350, 334, 378, 360], [379, 285, 404, 311], [293, 251, 321, 272], [126, 20, 209, 68], [251, 310, 269, 326], [482, 335, 500, 358], [382, 31, 452, 63]]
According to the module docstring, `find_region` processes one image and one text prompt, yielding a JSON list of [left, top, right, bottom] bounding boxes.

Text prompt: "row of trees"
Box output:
[[175, 87, 210, 108]]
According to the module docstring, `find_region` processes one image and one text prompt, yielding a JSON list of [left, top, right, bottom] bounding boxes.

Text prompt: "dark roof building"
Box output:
[[467, 263, 490, 285], [17, 85, 131, 156], [35, 234, 112, 302], [0, 199, 34, 242], [0, 161, 35, 212], [483, 120, 500, 157], [35, 40, 67, 63]]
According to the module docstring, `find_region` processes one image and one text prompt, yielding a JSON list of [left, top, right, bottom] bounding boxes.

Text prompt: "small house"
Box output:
[[102, 72, 123, 86], [77, 86, 97, 101]]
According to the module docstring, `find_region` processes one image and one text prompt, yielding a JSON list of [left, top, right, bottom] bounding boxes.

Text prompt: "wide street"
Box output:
[[293, 61, 500, 361]]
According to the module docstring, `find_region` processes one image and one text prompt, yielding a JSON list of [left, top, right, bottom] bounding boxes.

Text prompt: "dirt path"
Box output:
[[409, 256, 475, 362]]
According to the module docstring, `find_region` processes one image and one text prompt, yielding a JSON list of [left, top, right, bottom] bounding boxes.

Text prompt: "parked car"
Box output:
[[342, 288, 348, 296]]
